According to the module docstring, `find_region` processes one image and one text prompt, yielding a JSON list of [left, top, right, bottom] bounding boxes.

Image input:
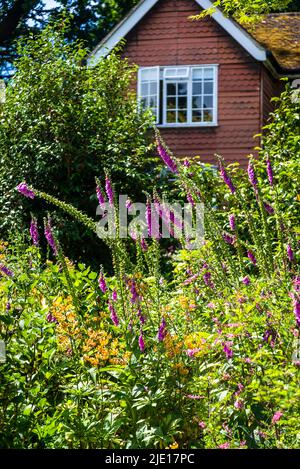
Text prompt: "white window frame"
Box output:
[[137, 66, 160, 124], [138, 64, 218, 127]]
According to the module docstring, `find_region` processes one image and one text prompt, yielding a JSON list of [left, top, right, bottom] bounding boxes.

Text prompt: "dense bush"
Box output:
[[0, 21, 165, 268]]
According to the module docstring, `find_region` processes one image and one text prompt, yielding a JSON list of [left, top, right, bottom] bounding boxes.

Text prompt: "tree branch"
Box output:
[[0, 0, 40, 45]]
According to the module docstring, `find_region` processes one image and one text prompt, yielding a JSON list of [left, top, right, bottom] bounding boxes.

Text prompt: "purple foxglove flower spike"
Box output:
[[130, 280, 139, 304], [44, 219, 58, 256], [287, 244, 294, 262], [266, 158, 274, 186], [219, 163, 236, 194], [146, 200, 152, 237], [183, 158, 190, 167], [264, 202, 274, 215], [137, 308, 146, 324], [140, 238, 148, 252], [30, 217, 39, 246], [242, 276, 250, 285], [272, 411, 283, 424], [16, 182, 35, 199], [156, 138, 178, 174], [0, 264, 14, 277], [247, 250, 257, 265], [126, 198, 132, 210], [293, 298, 300, 327], [187, 193, 195, 207], [138, 333, 145, 352], [223, 342, 233, 359], [158, 317, 167, 342], [222, 233, 236, 245], [248, 161, 258, 190], [105, 176, 114, 206], [108, 301, 119, 326], [96, 186, 106, 208], [112, 290, 117, 302], [229, 214, 236, 231], [98, 273, 107, 293]]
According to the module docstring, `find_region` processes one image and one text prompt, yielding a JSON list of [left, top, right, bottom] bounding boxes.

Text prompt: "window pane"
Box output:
[[141, 97, 148, 108], [166, 111, 176, 123], [149, 96, 157, 107], [141, 68, 158, 81], [192, 82, 202, 95], [167, 83, 176, 95], [192, 68, 202, 79], [204, 81, 213, 94], [141, 83, 148, 96], [192, 96, 202, 109], [203, 96, 213, 108], [204, 68, 214, 79], [178, 83, 187, 96], [192, 110, 202, 122], [164, 67, 189, 78], [149, 82, 157, 94], [178, 97, 187, 109], [178, 110, 187, 123], [203, 109, 213, 122], [167, 96, 176, 109]]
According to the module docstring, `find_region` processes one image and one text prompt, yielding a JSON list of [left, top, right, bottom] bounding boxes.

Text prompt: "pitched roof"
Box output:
[[88, 0, 267, 64], [245, 13, 300, 72], [89, 0, 300, 74]]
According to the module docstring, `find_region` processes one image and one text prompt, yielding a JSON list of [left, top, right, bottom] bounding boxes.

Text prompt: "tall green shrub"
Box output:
[[0, 21, 158, 267]]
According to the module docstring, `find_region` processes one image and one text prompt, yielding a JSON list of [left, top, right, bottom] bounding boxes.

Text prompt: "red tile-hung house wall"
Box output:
[[121, 0, 277, 166]]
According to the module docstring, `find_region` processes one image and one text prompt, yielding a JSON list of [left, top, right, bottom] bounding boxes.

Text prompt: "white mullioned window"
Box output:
[[138, 65, 218, 126]]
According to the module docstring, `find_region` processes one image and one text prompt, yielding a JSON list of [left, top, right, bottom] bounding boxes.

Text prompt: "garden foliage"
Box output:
[[0, 83, 299, 448], [0, 22, 160, 267]]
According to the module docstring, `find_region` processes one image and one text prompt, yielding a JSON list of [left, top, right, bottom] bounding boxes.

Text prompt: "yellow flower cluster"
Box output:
[[164, 333, 183, 358], [83, 328, 131, 367], [50, 296, 79, 352], [178, 295, 196, 311], [0, 241, 8, 262], [50, 295, 131, 367], [184, 332, 211, 357]]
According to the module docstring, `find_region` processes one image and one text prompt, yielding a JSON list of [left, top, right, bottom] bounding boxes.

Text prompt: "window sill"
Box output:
[[157, 123, 218, 128]]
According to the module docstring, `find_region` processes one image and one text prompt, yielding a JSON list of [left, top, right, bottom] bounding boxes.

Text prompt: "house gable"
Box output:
[[89, 0, 267, 64]]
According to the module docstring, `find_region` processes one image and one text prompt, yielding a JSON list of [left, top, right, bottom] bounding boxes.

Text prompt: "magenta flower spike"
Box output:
[[16, 182, 35, 199], [105, 176, 114, 206], [293, 298, 300, 327], [272, 411, 283, 424], [112, 290, 118, 302], [264, 202, 274, 215], [157, 317, 167, 342], [30, 218, 39, 246], [44, 218, 58, 256], [266, 158, 274, 186], [98, 273, 107, 293], [219, 163, 236, 194], [96, 186, 106, 209], [0, 264, 14, 277], [242, 276, 250, 285], [248, 161, 258, 190], [229, 214, 236, 231], [138, 333, 145, 352], [247, 250, 257, 265], [156, 138, 178, 174], [108, 301, 119, 326], [287, 244, 294, 262]]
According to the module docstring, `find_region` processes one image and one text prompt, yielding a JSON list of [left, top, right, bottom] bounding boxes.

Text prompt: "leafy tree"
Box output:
[[0, 21, 159, 267], [195, 0, 299, 24], [0, 1, 139, 79]]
